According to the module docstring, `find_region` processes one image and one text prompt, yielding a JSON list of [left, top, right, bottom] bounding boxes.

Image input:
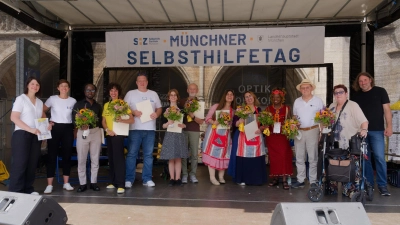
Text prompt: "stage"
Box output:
[[1, 163, 399, 225]]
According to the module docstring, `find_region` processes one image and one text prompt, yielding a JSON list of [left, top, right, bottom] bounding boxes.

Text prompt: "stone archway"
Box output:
[[0, 46, 60, 99], [207, 66, 304, 109]]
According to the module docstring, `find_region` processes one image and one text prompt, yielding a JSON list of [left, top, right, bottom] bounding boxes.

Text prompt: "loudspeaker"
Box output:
[[271, 202, 371, 225], [0, 191, 68, 225]]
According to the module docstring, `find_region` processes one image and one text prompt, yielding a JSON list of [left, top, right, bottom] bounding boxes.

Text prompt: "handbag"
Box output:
[[349, 132, 362, 155], [327, 158, 356, 183]]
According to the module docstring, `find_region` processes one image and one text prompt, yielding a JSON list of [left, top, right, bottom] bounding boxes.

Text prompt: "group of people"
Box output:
[[8, 71, 393, 197]]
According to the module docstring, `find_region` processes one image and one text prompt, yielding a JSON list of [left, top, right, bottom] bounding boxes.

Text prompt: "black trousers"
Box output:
[[107, 135, 126, 187], [9, 130, 41, 193], [46, 123, 74, 178]]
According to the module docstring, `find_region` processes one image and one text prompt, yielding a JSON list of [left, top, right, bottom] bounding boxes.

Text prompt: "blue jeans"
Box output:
[[364, 131, 387, 187], [125, 130, 155, 183]]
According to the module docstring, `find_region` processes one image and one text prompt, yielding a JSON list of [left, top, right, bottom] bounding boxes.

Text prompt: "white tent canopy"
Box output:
[[0, 0, 388, 30]]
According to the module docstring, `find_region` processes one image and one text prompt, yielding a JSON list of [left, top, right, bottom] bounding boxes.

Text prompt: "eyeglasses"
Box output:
[[333, 91, 345, 96], [85, 89, 95, 93]]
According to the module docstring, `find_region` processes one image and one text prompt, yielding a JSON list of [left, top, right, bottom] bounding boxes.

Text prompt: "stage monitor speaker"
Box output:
[[270, 202, 371, 225], [0, 191, 67, 225]]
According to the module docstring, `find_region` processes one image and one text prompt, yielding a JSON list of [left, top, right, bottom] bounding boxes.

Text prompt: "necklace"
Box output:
[[273, 104, 282, 122]]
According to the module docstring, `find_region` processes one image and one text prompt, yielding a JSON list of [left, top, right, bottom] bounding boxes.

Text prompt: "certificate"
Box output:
[[244, 120, 258, 141], [113, 122, 129, 136], [167, 117, 184, 133], [216, 110, 230, 130], [193, 101, 205, 119], [34, 118, 52, 140], [135, 100, 153, 123]]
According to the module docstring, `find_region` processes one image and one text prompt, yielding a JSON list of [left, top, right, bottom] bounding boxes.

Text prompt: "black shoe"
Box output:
[[168, 179, 175, 186], [175, 179, 183, 186], [90, 183, 100, 191], [378, 186, 391, 196], [291, 181, 305, 188], [77, 185, 87, 192]]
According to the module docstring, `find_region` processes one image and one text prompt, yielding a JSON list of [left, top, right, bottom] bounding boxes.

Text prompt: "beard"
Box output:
[[189, 93, 196, 97]]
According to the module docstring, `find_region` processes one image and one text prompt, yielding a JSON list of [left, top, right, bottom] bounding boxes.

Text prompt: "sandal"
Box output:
[[283, 182, 290, 190], [268, 179, 279, 187]]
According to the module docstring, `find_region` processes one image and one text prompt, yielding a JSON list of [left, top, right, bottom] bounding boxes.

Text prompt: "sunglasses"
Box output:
[[85, 89, 95, 93]]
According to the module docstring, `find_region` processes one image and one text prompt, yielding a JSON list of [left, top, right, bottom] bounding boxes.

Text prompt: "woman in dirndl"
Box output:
[[202, 89, 236, 185], [228, 91, 267, 185], [160, 89, 188, 186], [263, 88, 293, 190]]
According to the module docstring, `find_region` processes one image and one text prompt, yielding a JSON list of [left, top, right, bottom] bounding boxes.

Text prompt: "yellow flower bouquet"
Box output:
[[75, 108, 98, 129], [258, 111, 274, 136], [214, 111, 232, 129], [281, 116, 300, 139], [235, 105, 253, 132], [183, 98, 200, 122], [108, 99, 130, 121], [163, 106, 183, 121], [314, 107, 336, 127]]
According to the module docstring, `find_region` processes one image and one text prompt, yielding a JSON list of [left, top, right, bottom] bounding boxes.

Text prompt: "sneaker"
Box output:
[[63, 183, 74, 191], [143, 180, 155, 187], [31, 192, 39, 195], [291, 181, 305, 188], [310, 183, 318, 188], [168, 179, 175, 186], [125, 181, 132, 188], [117, 188, 125, 194], [182, 175, 188, 184], [43, 185, 53, 194], [190, 175, 198, 183], [237, 182, 246, 186], [378, 186, 391, 196], [106, 184, 116, 189]]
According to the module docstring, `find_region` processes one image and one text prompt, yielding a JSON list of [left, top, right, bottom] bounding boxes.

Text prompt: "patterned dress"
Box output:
[[202, 104, 233, 170], [228, 107, 267, 185], [159, 107, 189, 160]]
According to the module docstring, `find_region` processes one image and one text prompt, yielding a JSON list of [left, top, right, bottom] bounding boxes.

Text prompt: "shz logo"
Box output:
[[133, 38, 148, 45]]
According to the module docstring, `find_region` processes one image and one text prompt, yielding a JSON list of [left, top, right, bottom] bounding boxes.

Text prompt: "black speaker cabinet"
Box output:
[[271, 202, 371, 225], [0, 191, 68, 225]]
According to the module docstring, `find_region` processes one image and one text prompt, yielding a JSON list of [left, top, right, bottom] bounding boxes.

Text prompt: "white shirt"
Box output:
[[124, 89, 162, 130], [12, 94, 43, 131], [293, 95, 324, 128], [45, 95, 77, 123]]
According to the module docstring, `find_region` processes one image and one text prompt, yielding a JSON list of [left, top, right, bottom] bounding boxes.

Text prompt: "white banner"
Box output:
[[106, 27, 324, 67]]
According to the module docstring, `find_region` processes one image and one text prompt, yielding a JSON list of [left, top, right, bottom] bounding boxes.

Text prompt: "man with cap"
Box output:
[[291, 79, 324, 188]]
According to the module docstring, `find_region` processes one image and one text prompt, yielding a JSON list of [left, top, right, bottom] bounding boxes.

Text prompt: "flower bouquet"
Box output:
[[315, 107, 336, 133], [235, 105, 253, 132], [281, 116, 301, 140], [258, 111, 274, 136], [183, 98, 200, 122], [163, 106, 183, 122], [108, 99, 130, 121], [75, 108, 98, 139], [214, 111, 232, 129]]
